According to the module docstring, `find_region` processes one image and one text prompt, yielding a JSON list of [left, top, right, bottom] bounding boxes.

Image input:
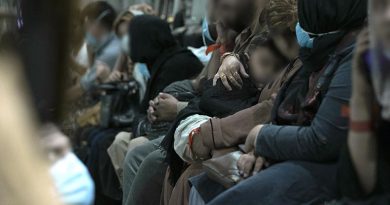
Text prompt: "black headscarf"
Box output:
[[129, 15, 177, 65], [273, 0, 367, 125], [298, 0, 368, 73], [298, 0, 368, 35], [129, 15, 203, 112]]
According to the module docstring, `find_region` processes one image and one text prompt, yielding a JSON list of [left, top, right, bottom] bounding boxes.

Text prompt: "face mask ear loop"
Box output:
[[95, 10, 111, 23]]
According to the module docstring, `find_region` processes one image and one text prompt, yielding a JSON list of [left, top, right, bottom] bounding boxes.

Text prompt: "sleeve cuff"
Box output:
[[254, 124, 274, 157]]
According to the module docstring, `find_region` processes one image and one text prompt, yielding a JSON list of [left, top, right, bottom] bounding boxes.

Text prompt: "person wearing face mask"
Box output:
[[338, 0, 390, 203], [194, 0, 367, 204], [67, 1, 121, 103], [79, 1, 121, 93], [107, 8, 150, 102]]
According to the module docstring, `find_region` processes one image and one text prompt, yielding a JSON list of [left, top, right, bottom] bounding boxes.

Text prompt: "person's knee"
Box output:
[[123, 140, 157, 175], [128, 137, 149, 150], [115, 132, 131, 143]]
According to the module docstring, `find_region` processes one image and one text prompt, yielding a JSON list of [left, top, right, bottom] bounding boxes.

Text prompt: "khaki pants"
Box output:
[[107, 132, 149, 186]]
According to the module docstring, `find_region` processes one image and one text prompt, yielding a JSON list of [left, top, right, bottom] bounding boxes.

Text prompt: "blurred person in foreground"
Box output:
[[338, 0, 390, 203], [0, 52, 62, 205]]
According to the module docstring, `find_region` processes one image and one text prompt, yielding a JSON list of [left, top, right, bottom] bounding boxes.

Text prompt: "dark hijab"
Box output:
[[130, 15, 203, 112], [274, 0, 367, 125], [298, 0, 368, 35], [129, 15, 177, 65], [297, 0, 368, 73]]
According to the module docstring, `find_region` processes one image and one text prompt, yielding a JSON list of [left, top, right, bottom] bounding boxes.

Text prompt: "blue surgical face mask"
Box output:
[[202, 18, 216, 46], [85, 32, 100, 50], [85, 32, 111, 51], [295, 23, 314, 48], [85, 10, 112, 51]]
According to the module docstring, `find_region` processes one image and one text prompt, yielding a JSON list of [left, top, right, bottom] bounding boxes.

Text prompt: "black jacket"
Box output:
[[129, 15, 203, 112]]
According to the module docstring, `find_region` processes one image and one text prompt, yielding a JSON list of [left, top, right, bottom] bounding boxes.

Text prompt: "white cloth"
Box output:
[[188, 46, 212, 66], [174, 114, 211, 163], [76, 43, 89, 68]]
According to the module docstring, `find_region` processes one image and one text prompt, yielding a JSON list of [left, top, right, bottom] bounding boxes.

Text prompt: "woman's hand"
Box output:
[[105, 70, 123, 82], [154, 93, 179, 122], [96, 61, 111, 82], [147, 98, 158, 123], [192, 132, 211, 160], [237, 152, 266, 178], [244, 125, 264, 152], [213, 55, 249, 91]]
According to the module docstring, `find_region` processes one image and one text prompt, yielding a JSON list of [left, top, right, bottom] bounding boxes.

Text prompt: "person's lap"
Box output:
[[86, 128, 122, 203], [122, 136, 164, 204], [192, 161, 338, 205], [125, 149, 167, 205]]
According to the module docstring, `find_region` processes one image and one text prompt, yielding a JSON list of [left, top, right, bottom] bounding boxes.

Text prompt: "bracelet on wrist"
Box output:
[[350, 120, 374, 133], [220, 52, 239, 64]]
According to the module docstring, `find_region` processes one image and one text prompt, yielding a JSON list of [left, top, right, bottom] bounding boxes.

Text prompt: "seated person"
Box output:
[[176, 35, 288, 163], [85, 14, 203, 205], [190, 0, 367, 204], [161, 35, 290, 205], [67, 1, 121, 102], [339, 0, 390, 203], [197, 0, 301, 159], [120, 0, 251, 203]]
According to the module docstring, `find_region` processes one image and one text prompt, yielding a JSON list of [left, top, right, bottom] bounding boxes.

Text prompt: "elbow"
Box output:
[[310, 131, 347, 162]]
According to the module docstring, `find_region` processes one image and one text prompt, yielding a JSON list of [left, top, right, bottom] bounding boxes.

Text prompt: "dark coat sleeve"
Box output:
[[255, 53, 352, 162]]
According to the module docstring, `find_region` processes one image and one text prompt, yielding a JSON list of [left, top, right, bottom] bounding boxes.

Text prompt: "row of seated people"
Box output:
[[62, 0, 390, 205]]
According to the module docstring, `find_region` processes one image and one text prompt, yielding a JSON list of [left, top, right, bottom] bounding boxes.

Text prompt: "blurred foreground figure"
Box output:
[[338, 0, 390, 203], [41, 124, 95, 205], [0, 54, 61, 205]]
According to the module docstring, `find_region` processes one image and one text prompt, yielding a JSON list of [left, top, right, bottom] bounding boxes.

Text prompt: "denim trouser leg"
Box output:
[[207, 161, 338, 205]]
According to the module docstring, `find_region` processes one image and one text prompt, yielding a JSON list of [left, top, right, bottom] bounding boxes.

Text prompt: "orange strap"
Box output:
[[341, 105, 350, 118], [188, 127, 201, 149], [206, 44, 221, 55], [350, 121, 374, 132]]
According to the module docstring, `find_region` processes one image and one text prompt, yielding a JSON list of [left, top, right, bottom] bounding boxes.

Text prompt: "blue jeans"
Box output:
[[192, 161, 338, 205]]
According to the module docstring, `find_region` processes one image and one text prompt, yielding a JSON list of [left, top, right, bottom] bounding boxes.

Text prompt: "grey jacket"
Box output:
[[255, 45, 354, 162]]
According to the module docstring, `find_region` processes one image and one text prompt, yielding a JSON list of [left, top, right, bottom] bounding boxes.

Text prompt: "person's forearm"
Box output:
[[348, 131, 377, 194], [348, 94, 378, 194], [113, 53, 128, 72], [206, 51, 222, 79], [255, 122, 348, 162], [201, 99, 273, 149]]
